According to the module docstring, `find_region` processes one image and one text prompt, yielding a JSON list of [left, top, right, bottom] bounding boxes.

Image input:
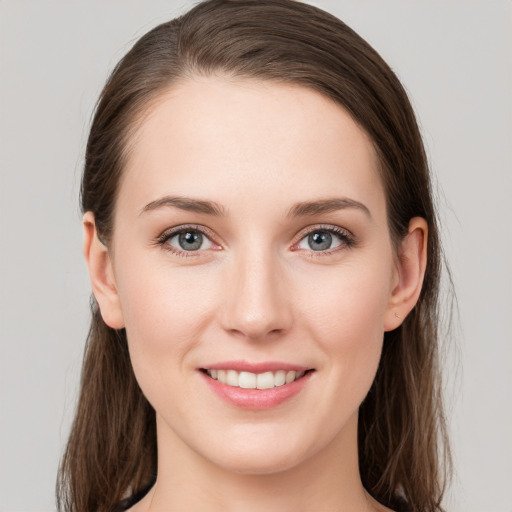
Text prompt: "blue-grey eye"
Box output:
[[309, 231, 331, 251], [179, 231, 202, 250], [297, 230, 344, 251], [167, 230, 213, 251]]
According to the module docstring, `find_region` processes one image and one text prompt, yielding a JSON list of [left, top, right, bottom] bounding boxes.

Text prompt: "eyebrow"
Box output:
[[287, 197, 371, 218], [139, 196, 226, 216], [139, 195, 370, 219]]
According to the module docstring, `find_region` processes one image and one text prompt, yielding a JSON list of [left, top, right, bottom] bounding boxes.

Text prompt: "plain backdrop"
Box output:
[[0, 1, 511, 511]]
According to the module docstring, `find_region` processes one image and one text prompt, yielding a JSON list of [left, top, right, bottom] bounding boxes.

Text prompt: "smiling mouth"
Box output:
[[201, 369, 313, 390]]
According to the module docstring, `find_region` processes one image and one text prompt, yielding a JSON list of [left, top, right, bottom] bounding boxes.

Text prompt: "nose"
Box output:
[[218, 249, 293, 341]]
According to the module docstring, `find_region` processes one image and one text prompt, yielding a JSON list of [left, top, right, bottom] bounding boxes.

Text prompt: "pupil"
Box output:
[[308, 231, 332, 251], [179, 231, 202, 250]]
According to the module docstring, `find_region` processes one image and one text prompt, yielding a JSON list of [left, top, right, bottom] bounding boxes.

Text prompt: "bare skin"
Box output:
[[84, 77, 427, 512]]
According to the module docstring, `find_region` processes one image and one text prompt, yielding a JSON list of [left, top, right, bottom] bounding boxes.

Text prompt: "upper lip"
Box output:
[[200, 361, 312, 373]]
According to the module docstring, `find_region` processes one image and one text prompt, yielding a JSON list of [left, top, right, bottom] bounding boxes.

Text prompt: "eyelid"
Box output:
[[155, 224, 222, 256], [291, 224, 356, 253], [157, 224, 216, 242], [154, 223, 355, 258]]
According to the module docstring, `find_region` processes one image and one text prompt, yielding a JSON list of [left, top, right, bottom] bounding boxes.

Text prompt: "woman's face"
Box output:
[[105, 77, 402, 474]]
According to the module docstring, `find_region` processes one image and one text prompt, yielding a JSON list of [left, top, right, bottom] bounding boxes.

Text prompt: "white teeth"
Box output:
[[285, 371, 296, 384], [226, 370, 239, 387], [274, 370, 286, 387], [239, 371, 257, 389], [256, 371, 274, 390], [206, 368, 308, 389]]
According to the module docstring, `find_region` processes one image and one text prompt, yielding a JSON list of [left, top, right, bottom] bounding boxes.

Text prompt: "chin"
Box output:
[[201, 428, 313, 476], [213, 451, 305, 476]]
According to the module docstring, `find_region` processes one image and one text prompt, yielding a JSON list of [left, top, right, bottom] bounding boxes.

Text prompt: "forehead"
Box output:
[[119, 76, 385, 220]]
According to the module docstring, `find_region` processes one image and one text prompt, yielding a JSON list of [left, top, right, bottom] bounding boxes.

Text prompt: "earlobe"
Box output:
[[384, 217, 428, 332], [83, 212, 125, 329]]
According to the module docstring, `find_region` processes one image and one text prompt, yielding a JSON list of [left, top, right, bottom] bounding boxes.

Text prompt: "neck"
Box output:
[[141, 413, 382, 512]]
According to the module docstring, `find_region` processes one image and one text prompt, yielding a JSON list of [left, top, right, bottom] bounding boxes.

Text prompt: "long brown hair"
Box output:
[[57, 1, 451, 511]]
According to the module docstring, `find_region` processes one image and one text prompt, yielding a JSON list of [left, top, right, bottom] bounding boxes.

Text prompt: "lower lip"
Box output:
[[200, 371, 313, 410]]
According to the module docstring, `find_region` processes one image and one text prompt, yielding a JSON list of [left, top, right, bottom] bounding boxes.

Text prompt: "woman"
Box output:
[[57, 1, 451, 511]]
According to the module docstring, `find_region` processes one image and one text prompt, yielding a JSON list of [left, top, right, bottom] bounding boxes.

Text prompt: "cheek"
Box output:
[[297, 257, 393, 391], [113, 254, 219, 381], [301, 258, 391, 337]]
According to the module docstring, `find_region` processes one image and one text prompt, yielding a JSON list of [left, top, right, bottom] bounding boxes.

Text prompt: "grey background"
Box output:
[[1, 1, 511, 510]]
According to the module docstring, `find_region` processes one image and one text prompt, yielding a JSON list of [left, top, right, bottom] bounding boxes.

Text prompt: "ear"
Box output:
[[384, 217, 428, 332], [83, 212, 125, 329]]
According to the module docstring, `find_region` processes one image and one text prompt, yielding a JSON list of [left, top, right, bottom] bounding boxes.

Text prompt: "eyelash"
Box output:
[[293, 224, 356, 257], [154, 224, 356, 258], [154, 224, 217, 258]]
